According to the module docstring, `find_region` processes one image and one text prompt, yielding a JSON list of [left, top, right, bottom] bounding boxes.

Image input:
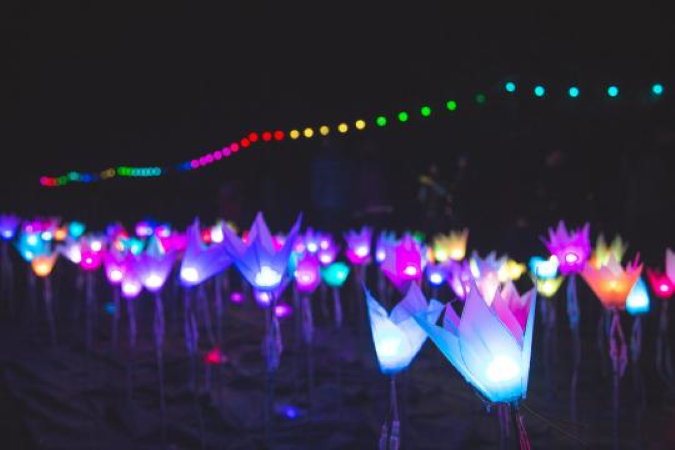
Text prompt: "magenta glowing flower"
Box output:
[[222, 212, 302, 292], [381, 234, 424, 293], [344, 226, 373, 266], [80, 238, 104, 271], [294, 252, 321, 293], [103, 249, 127, 285], [179, 219, 232, 287], [317, 236, 339, 266], [542, 221, 591, 275]]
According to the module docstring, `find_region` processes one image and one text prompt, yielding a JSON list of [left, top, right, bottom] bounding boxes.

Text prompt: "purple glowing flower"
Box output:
[[294, 252, 321, 293], [447, 260, 474, 300], [316, 235, 339, 266], [375, 231, 397, 264], [0, 214, 21, 241], [103, 248, 127, 284], [381, 234, 424, 293], [222, 212, 302, 292], [136, 236, 176, 293], [179, 219, 232, 287], [542, 221, 591, 275], [344, 226, 373, 266]]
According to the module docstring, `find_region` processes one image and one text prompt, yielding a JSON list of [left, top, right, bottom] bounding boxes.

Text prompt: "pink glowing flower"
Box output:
[[646, 268, 674, 299], [542, 221, 591, 275], [344, 226, 373, 266], [294, 253, 321, 293], [381, 234, 424, 293]]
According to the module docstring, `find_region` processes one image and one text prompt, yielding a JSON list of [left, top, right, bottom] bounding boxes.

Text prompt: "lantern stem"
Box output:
[[511, 403, 531, 450], [43, 276, 56, 345], [566, 274, 581, 423], [111, 286, 120, 356], [379, 375, 400, 450], [608, 309, 627, 450], [656, 300, 674, 387], [153, 293, 167, 447], [1, 242, 15, 319]]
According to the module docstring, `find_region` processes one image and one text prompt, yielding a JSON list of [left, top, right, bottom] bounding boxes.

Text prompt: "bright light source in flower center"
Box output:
[[255, 266, 282, 288], [487, 355, 521, 383], [306, 242, 318, 253], [109, 269, 123, 282], [660, 284, 669, 293], [355, 245, 369, 258], [564, 252, 578, 264], [378, 334, 403, 357], [181, 267, 199, 283], [429, 273, 443, 285], [403, 265, 418, 277], [145, 274, 163, 289]]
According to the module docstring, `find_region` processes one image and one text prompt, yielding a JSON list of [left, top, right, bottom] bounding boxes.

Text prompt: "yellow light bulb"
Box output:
[[304, 128, 314, 138], [338, 123, 349, 133], [319, 125, 330, 136], [355, 120, 366, 130], [289, 130, 300, 139]]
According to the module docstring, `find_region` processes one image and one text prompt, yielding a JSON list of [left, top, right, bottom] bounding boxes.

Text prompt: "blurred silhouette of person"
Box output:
[[418, 155, 467, 232]]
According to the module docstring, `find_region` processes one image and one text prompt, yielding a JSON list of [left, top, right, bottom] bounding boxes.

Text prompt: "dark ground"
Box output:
[[1, 260, 675, 450]]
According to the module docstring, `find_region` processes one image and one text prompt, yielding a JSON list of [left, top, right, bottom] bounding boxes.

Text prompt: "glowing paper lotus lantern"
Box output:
[[536, 276, 564, 298], [137, 236, 176, 293], [375, 231, 396, 264], [366, 283, 444, 374], [302, 227, 321, 254], [321, 262, 350, 328], [498, 259, 526, 282], [80, 240, 103, 271], [542, 221, 591, 275], [447, 260, 473, 301], [433, 229, 469, 263], [589, 234, 627, 269], [344, 226, 373, 266], [68, 221, 86, 239], [316, 236, 339, 266], [31, 253, 58, 278], [666, 249, 675, 284], [381, 234, 424, 293], [426, 263, 448, 287], [470, 251, 506, 305], [647, 268, 674, 299], [582, 255, 642, 311], [626, 277, 650, 316], [58, 238, 82, 264], [294, 253, 321, 293], [179, 219, 232, 287], [103, 250, 126, 284], [415, 280, 537, 404], [223, 212, 301, 292], [16, 231, 44, 262], [0, 214, 20, 240], [528, 256, 559, 280]]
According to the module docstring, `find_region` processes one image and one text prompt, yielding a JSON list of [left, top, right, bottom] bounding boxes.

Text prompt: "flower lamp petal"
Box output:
[[365, 289, 413, 374]]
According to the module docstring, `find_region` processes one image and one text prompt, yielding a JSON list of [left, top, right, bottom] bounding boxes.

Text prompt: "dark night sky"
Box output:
[[1, 2, 674, 258]]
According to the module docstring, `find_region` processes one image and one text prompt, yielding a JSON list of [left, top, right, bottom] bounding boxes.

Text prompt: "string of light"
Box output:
[[39, 81, 667, 188]]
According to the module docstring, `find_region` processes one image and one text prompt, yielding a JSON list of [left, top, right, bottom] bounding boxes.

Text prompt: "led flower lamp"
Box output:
[[121, 271, 143, 299], [536, 276, 564, 299], [375, 231, 396, 264], [16, 231, 45, 262], [68, 221, 86, 239], [322, 262, 350, 288], [366, 282, 444, 375], [54, 225, 68, 242], [302, 227, 321, 254], [528, 256, 559, 280], [626, 277, 650, 316], [179, 219, 232, 287], [80, 240, 103, 271], [254, 277, 290, 307], [137, 238, 176, 293], [344, 226, 373, 266], [589, 234, 627, 269], [316, 236, 339, 266], [58, 238, 82, 264], [31, 253, 58, 278], [135, 220, 154, 238], [294, 253, 321, 293], [542, 221, 591, 275], [414, 280, 537, 404], [582, 255, 643, 311], [647, 268, 674, 299], [499, 259, 527, 282], [0, 214, 20, 241], [666, 248, 675, 284], [447, 260, 473, 301], [433, 229, 469, 263], [470, 251, 506, 305], [426, 263, 448, 287], [222, 212, 301, 292], [381, 234, 424, 293]]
